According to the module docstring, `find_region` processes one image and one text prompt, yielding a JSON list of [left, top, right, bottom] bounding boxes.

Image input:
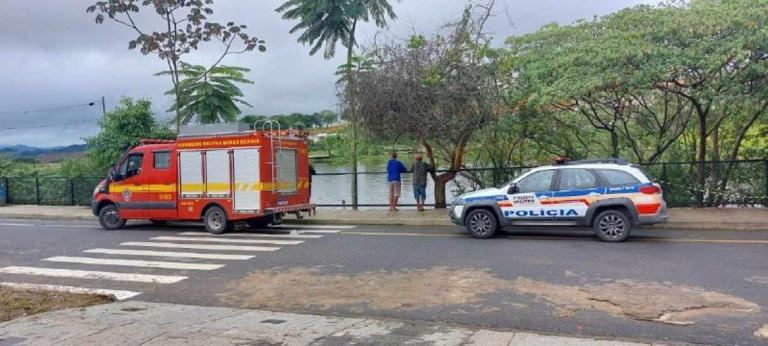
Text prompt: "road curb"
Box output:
[[0, 213, 96, 221], [2, 207, 768, 231]]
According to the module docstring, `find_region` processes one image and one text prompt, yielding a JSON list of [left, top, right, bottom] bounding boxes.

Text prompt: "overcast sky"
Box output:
[[0, 0, 654, 147]]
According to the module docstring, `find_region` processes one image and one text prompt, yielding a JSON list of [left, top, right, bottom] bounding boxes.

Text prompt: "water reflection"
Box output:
[[310, 161, 459, 209]]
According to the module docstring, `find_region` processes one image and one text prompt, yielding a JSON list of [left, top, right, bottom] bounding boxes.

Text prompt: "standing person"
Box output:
[[386, 152, 407, 211], [308, 164, 316, 199], [410, 154, 434, 211]]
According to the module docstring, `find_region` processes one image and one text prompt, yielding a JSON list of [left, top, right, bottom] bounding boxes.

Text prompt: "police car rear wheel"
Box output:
[[204, 206, 230, 234], [98, 204, 125, 230], [594, 210, 631, 242], [466, 209, 497, 239]]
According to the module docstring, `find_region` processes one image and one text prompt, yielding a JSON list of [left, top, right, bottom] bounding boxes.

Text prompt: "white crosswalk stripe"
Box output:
[[273, 224, 356, 229], [296, 230, 341, 234], [177, 231, 323, 239], [121, 241, 280, 252], [42, 256, 225, 271], [0, 266, 187, 284], [151, 236, 303, 245], [84, 248, 254, 260], [0, 282, 141, 300]]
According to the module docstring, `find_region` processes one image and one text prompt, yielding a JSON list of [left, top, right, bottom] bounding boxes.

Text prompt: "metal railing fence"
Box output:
[[0, 159, 766, 208]]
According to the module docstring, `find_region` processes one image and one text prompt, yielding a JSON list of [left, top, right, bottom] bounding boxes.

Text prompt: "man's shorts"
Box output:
[[413, 184, 426, 201], [389, 181, 401, 197]]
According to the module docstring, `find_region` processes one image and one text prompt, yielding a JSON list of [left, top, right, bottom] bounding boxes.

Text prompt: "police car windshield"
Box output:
[[496, 168, 533, 189]]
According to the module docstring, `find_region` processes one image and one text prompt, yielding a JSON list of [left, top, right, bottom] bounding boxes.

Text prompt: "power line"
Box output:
[[0, 100, 101, 116], [0, 119, 100, 132]]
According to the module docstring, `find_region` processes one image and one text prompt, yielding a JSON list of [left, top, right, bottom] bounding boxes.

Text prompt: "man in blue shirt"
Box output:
[[386, 152, 407, 211]]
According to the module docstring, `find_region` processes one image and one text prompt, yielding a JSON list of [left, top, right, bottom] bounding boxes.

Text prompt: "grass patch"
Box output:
[[0, 287, 113, 322]]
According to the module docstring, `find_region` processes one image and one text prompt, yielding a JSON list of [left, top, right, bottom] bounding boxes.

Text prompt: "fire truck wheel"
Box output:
[[98, 204, 126, 230], [271, 213, 284, 225], [204, 206, 231, 234]]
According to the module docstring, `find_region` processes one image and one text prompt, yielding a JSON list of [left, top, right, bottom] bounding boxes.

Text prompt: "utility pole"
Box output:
[[101, 96, 106, 116]]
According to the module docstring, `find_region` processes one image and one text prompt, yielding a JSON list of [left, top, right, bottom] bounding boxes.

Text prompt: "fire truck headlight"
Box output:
[[94, 181, 106, 196]]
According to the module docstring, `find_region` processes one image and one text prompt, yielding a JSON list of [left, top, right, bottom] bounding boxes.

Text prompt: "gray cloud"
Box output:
[[0, 0, 654, 147]]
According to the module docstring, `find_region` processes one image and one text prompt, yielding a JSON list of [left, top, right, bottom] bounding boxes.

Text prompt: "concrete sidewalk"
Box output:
[[0, 301, 662, 345], [1, 204, 768, 231]]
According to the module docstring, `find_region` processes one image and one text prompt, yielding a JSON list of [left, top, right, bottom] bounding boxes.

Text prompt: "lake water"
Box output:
[[310, 161, 460, 208]]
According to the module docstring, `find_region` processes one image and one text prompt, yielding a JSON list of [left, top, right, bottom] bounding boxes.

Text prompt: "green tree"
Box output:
[[87, 0, 266, 133], [159, 63, 254, 124], [356, 5, 498, 207], [85, 97, 175, 172], [318, 109, 337, 127], [276, 0, 398, 208]]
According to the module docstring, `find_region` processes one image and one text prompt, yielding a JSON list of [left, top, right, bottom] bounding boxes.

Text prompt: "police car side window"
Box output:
[[598, 169, 639, 186], [558, 169, 598, 190], [516, 170, 554, 193]]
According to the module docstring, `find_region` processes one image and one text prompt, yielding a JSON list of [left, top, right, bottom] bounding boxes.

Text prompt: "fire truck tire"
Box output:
[[204, 206, 231, 234], [271, 213, 284, 225], [98, 204, 126, 230]]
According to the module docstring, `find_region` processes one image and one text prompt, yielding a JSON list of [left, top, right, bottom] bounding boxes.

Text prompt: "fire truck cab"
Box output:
[[92, 122, 315, 234]]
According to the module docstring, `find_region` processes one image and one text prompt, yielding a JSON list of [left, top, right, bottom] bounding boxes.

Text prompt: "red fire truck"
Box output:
[[91, 122, 315, 234]]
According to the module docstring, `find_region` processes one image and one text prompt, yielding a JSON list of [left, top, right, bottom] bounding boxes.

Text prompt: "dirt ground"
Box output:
[[513, 278, 760, 325], [221, 266, 761, 326], [0, 287, 113, 322], [756, 324, 768, 338]]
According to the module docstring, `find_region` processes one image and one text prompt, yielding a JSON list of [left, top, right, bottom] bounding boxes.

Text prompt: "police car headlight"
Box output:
[[451, 198, 465, 206]]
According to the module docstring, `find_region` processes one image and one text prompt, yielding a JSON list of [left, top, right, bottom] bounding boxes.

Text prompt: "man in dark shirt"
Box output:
[[410, 154, 433, 211], [386, 152, 407, 211]]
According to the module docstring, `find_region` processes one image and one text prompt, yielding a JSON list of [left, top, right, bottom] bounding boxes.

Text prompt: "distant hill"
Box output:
[[0, 144, 87, 162]]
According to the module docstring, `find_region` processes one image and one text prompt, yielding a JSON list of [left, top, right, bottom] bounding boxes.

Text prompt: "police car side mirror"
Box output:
[[507, 184, 518, 194]]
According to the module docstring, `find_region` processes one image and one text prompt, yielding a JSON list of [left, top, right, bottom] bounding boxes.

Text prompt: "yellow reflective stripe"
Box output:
[[180, 183, 204, 192], [110, 184, 176, 193], [205, 182, 230, 193]]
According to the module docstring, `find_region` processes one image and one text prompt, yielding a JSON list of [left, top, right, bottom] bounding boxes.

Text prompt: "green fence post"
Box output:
[[661, 163, 668, 203], [35, 177, 40, 205], [764, 160, 768, 207], [70, 178, 75, 206]]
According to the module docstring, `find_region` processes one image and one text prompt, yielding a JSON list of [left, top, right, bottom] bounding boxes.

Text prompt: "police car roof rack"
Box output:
[[568, 158, 629, 165]]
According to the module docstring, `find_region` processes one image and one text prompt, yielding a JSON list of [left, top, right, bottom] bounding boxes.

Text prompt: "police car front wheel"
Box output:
[[466, 209, 498, 239], [593, 209, 631, 242]]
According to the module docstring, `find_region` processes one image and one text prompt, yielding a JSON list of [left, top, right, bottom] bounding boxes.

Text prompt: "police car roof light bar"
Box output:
[[568, 158, 629, 165], [552, 156, 570, 165]]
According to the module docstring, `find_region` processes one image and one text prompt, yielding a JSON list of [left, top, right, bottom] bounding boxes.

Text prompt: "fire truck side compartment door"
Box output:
[[233, 148, 261, 212], [179, 151, 203, 197], [205, 150, 230, 197], [277, 149, 298, 195]]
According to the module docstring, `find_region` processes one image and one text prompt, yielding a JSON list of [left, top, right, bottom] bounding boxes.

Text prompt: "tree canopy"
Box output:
[[85, 97, 175, 172], [159, 63, 254, 124]]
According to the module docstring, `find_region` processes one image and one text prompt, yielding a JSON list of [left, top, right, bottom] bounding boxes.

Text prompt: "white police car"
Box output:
[[449, 158, 668, 242]]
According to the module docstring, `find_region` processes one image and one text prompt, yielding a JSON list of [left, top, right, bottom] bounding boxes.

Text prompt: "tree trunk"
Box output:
[[697, 112, 706, 206], [433, 172, 456, 208], [347, 19, 358, 209], [172, 57, 182, 133]]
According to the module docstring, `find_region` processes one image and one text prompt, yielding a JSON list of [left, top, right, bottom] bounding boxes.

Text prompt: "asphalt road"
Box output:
[[0, 218, 766, 345]]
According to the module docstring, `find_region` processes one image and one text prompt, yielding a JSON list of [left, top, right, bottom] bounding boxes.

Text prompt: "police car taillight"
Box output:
[[640, 185, 661, 194]]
